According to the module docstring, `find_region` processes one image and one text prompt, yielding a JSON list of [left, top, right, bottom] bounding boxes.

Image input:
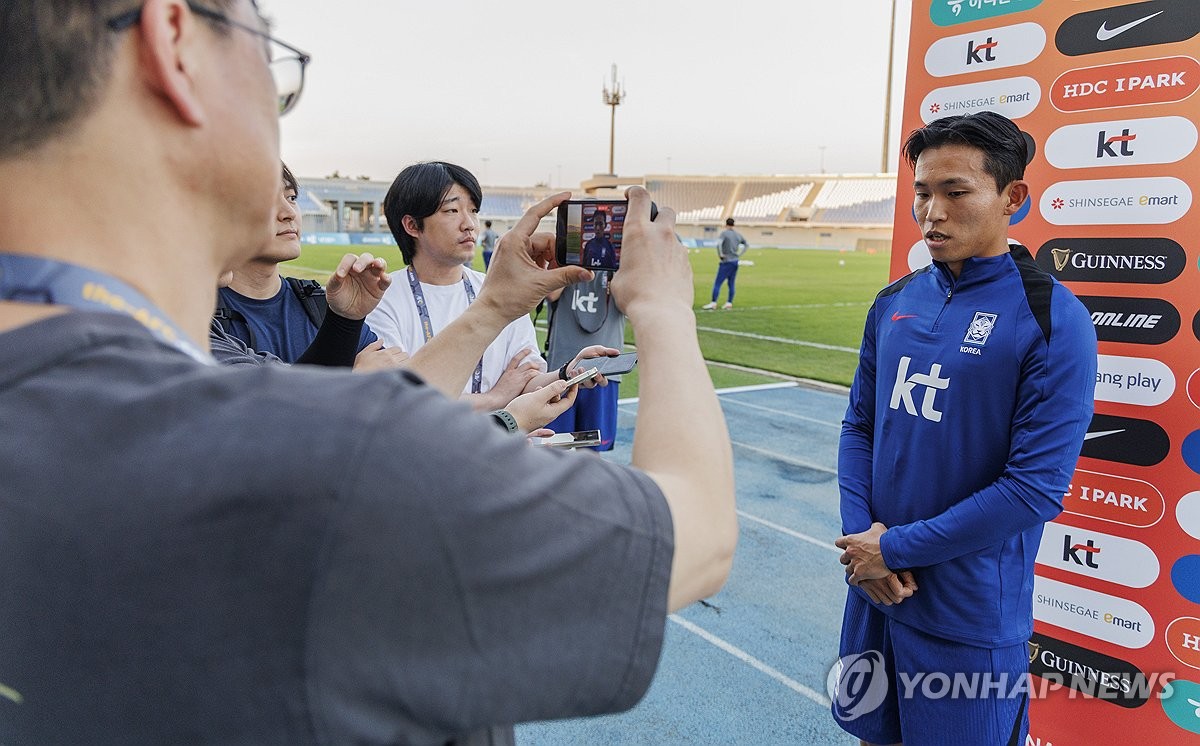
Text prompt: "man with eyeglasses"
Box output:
[[0, 2, 736, 744]]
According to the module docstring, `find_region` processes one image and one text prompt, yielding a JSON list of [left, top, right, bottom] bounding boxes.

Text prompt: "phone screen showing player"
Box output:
[[556, 200, 627, 271]]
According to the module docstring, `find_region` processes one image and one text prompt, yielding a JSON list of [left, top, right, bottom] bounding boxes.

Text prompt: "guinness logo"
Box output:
[[1053, 248, 1071, 272], [1036, 238, 1186, 284], [1027, 632, 1157, 709]]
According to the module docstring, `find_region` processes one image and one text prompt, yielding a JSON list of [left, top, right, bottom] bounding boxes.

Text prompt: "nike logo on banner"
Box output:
[[891, 312, 918, 322], [1097, 11, 1164, 41], [1085, 429, 1126, 440]]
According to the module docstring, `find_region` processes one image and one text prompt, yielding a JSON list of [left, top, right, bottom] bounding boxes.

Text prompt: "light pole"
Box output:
[[882, 0, 898, 173], [602, 64, 625, 175]]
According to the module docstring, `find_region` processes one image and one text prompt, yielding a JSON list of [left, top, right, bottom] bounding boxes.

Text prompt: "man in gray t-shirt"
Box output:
[[0, 4, 736, 742], [702, 217, 748, 310], [480, 220, 500, 269]]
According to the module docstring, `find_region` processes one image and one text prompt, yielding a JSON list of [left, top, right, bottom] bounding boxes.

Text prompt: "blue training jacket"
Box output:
[[839, 245, 1097, 648]]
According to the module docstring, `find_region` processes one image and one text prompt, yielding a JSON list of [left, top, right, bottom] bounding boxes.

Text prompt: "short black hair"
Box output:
[[484, 220, 492, 228], [384, 162, 482, 264], [0, 0, 237, 159], [902, 111, 1027, 193], [281, 162, 298, 194], [725, 218, 735, 226]]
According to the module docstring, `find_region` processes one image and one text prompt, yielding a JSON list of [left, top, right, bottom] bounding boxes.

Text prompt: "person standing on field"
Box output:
[[480, 219, 499, 269], [831, 111, 1097, 746], [702, 217, 747, 310]]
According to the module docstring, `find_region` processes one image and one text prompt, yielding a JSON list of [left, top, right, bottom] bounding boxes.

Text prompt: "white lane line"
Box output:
[[711, 382, 799, 396], [669, 615, 832, 709], [720, 397, 842, 429], [617, 381, 798, 406], [695, 326, 859, 354], [737, 510, 841, 556], [730, 440, 837, 476]]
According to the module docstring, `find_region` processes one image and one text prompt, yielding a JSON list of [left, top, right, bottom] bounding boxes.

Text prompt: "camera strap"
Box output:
[[406, 266, 483, 393], [0, 252, 212, 364]]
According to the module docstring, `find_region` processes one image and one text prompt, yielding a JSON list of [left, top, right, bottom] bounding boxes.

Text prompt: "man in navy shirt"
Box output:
[[832, 112, 1096, 745], [217, 163, 401, 368]]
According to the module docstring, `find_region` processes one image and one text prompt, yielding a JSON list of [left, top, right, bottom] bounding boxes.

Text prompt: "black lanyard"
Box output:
[[0, 253, 212, 364], [406, 266, 483, 393]]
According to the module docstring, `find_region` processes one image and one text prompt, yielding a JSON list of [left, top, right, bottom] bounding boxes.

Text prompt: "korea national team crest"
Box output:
[[964, 311, 999, 346]]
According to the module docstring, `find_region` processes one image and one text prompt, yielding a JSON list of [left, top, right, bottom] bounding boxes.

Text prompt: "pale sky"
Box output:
[[263, 0, 915, 187]]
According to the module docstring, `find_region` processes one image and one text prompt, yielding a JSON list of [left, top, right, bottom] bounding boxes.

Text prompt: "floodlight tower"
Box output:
[[602, 64, 625, 175], [881, 0, 898, 172]]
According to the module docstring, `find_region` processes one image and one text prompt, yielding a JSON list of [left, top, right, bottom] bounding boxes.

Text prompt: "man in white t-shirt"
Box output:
[[368, 161, 615, 412]]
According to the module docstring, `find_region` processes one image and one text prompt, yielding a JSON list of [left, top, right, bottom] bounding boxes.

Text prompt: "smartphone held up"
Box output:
[[555, 199, 657, 272]]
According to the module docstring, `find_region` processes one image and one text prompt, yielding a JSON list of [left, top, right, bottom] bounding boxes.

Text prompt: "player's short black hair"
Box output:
[[902, 111, 1027, 193], [725, 218, 735, 226], [384, 162, 482, 264]]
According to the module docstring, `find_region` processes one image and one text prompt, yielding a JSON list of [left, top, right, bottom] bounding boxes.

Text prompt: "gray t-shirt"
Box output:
[[717, 229, 747, 262], [546, 272, 625, 371], [0, 313, 673, 745], [480, 229, 499, 252]]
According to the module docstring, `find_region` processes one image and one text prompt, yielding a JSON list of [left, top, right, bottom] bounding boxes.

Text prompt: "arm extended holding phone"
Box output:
[[407, 187, 735, 612]]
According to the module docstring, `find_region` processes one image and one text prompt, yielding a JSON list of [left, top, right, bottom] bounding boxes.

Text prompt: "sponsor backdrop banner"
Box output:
[[893, 1, 1200, 741]]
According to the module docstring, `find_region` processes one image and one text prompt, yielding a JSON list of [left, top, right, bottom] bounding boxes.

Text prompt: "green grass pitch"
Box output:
[[280, 245, 893, 395]]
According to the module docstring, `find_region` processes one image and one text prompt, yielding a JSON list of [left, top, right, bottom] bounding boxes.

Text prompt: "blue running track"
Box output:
[[519, 382, 858, 745]]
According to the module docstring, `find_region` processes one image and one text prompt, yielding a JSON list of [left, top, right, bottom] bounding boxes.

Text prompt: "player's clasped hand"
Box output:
[[836, 522, 898, 583]]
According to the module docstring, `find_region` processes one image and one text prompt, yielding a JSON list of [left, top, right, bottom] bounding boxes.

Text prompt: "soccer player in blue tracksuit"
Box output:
[[831, 112, 1097, 745]]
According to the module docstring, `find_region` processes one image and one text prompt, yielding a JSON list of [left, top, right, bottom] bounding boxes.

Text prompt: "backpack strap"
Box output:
[[286, 277, 329, 328], [212, 295, 258, 350]]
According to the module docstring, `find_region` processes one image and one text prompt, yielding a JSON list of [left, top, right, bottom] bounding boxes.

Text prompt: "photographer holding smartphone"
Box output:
[[0, 2, 734, 741]]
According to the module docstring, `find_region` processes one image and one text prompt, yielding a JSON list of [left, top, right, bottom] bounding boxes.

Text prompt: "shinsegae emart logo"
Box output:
[[1040, 177, 1191, 225], [921, 76, 1040, 123]]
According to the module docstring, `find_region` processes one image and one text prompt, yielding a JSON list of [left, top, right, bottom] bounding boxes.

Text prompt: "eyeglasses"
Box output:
[[107, 1, 311, 116]]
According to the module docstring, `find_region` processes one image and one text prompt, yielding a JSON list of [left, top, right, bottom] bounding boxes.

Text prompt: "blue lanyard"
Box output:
[[406, 266, 483, 393], [0, 253, 212, 364]]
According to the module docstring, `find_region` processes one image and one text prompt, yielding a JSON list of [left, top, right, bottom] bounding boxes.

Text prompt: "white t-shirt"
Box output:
[[367, 266, 544, 395]]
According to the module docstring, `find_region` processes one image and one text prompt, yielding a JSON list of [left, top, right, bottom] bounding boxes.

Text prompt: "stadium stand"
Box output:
[[293, 173, 898, 250], [477, 189, 543, 219], [731, 181, 816, 222], [810, 178, 896, 224], [644, 178, 737, 222]]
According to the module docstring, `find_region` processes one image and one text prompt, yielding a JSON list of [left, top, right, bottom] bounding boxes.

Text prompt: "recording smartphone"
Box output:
[[590, 351, 638, 377], [563, 366, 601, 388], [530, 429, 603, 448], [555, 199, 658, 271]]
